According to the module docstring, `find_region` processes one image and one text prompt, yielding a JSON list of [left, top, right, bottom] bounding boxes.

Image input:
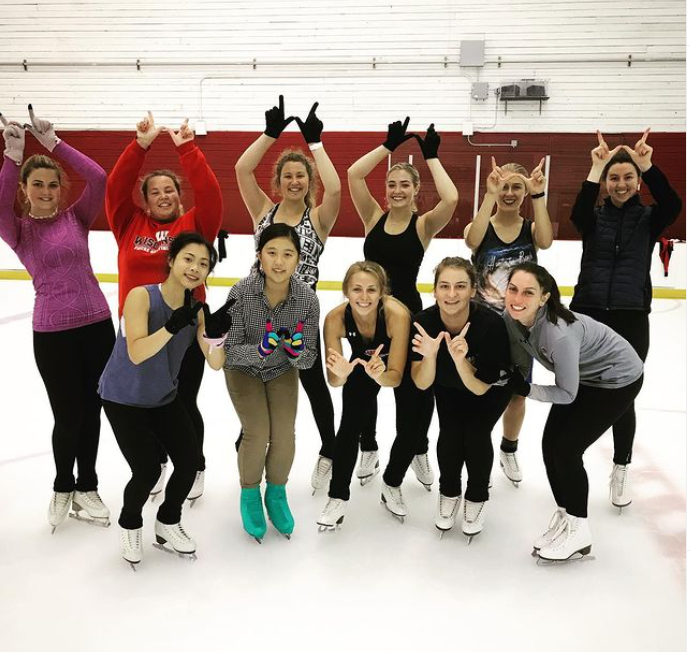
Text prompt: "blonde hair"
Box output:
[[386, 163, 421, 212], [342, 261, 390, 296], [272, 149, 319, 208]]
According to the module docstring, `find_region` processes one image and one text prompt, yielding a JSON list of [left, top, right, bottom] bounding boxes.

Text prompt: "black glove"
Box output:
[[382, 116, 415, 152], [413, 123, 441, 160], [295, 102, 323, 145], [165, 289, 202, 335], [264, 95, 294, 139], [202, 297, 236, 338], [507, 369, 530, 397]]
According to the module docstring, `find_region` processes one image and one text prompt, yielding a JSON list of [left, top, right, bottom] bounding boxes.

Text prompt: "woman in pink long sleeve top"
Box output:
[[0, 106, 115, 534]]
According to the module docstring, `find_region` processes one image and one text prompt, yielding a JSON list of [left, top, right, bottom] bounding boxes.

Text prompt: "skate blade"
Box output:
[[379, 495, 406, 524], [536, 547, 595, 565], [69, 512, 111, 528], [463, 531, 481, 545], [187, 496, 202, 508], [152, 542, 197, 561], [149, 493, 161, 503], [124, 559, 140, 572], [317, 515, 344, 533]]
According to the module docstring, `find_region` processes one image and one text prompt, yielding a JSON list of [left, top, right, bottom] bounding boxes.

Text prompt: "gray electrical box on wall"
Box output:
[[460, 41, 485, 67], [471, 82, 489, 100]]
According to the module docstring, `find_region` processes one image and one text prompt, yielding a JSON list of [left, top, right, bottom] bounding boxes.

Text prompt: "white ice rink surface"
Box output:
[[0, 282, 685, 652]]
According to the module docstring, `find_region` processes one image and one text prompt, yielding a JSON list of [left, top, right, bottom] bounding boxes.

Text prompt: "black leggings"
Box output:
[[328, 366, 381, 501], [234, 331, 336, 458], [574, 308, 649, 465], [382, 370, 435, 487], [542, 377, 643, 518], [435, 384, 512, 501], [299, 332, 336, 458], [33, 318, 116, 493], [103, 398, 199, 529], [328, 365, 434, 500], [157, 341, 206, 470], [360, 376, 434, 457]]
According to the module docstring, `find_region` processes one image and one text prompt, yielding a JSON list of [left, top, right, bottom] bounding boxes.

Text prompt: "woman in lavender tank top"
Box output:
[[0, 106, 115, 534]]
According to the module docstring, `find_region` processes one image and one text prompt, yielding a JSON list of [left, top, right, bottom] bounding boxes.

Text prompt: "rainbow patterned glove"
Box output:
[[283, 322, 305, 359], [258, 320, 281, 358]]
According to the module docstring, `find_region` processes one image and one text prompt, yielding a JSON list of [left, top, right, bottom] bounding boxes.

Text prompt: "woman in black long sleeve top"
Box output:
[[570, 129, 682, 511]]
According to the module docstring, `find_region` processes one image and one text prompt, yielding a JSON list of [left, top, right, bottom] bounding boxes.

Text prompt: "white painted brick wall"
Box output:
[[0, 0, 685, 132]]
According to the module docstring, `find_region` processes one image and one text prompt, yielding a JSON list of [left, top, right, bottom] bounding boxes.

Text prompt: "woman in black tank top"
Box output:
[[464, 157, 554, 488], [316, 262, 410, 531], [234, 95, 342, 488], [348, 118, 459, 486]]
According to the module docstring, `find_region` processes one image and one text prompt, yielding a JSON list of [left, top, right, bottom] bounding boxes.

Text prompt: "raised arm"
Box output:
[[522, 158, 553, 250], [106, 112, 163, 241], [413, 126, 458, 243], [235, 95, 295, 224], [294, 102, 341, 238], [348, 117, 414, 232], [53, 141, 106, 228], [0, 115, 24, 248], [572, 131, 622, 235], [464, 158, 502, 251], [169, 119, 223, 241], [622, 130, 682, 235]]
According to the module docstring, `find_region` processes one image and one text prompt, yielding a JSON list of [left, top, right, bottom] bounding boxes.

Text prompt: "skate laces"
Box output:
[[82, 491, 104, 508], [610, 464, 627, 494], [324, 498, 342, 515], [549, 515, 573, 548], [439, 495, 459, 518], [414, 454, 431, 474], [361, 451, 378, 470], [317, 456, 332, 475], [385, 484, 405, 507], [503, 451, 520, 473], [463, 500, 484, 523]]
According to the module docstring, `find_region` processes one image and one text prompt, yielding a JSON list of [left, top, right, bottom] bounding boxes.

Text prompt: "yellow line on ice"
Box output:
[[0, 270, 685, 300]]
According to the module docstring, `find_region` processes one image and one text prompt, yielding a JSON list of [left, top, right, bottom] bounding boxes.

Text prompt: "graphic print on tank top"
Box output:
[[472, 220, 536, 313], [253, 204, 324, 289], [344, 303, 391, 361]]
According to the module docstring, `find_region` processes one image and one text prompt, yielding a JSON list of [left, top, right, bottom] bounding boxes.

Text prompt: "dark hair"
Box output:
[[433, 257, 477, 288], [257, 223, 301, 256], [141, 169, 182, 201], [168, 231, 218, 273], [601, 149, 641, 181], [507, 262, 576, 326]]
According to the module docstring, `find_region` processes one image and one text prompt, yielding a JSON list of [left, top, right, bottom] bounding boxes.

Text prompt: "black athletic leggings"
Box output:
[[156, 341, 206, 470], [103, 397, 199, 529], [434, 384, 512, 501], [33, 318, 116, 493], [328, 364, 434, 500], [329, 365, 381, 501], [234, 330, 336, 458], [542, 376, 643, 518], [574, 308, 649, 465]]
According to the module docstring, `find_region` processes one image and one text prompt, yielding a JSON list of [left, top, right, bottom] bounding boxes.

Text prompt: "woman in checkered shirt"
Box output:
[[222, 223, 320, 543]]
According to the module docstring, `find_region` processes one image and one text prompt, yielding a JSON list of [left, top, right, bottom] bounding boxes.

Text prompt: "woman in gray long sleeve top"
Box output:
[[503, 263, 643, 563]]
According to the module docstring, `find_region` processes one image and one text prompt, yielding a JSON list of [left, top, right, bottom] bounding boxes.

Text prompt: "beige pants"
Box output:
[[225, 368, 298, 488]]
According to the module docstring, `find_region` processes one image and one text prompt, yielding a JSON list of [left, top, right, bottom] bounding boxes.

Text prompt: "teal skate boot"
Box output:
[[240, 487, 267, 543], [264, 483, 295, 539]]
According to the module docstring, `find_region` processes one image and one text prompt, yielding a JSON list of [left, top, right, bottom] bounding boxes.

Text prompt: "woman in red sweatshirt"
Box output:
[[106, 111, 223, 505]]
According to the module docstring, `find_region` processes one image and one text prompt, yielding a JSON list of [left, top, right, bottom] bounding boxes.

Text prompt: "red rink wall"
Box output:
[[22, 131, 685, 240]]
